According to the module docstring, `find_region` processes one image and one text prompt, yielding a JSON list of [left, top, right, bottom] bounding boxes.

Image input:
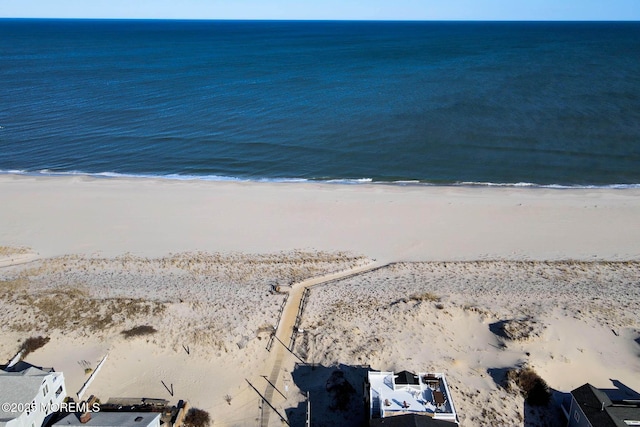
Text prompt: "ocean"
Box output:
[[1, 19, 639, 187]]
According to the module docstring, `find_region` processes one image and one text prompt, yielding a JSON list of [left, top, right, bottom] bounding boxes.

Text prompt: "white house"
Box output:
[[0, 366, 67, 427], [366, 370, 459, 426], [54, 412, 161, 427]]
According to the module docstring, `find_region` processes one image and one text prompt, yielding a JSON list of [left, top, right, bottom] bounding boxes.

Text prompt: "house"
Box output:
[[564, 383, 640, 427], [97, 398, 189, 427], [366, 370, 459, 426], [53, 412, 161, 427], [0, 365, 67, 427]]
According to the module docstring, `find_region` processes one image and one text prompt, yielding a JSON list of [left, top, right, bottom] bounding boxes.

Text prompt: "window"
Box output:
[[574, 410, 580, 422], [56, 386, 63, 397]]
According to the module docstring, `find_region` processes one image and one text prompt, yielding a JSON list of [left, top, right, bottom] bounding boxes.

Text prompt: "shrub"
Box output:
[[513, 368, 551, 406], [20, 336, 50, 357], [184, 408, 211, 427], [326, 371, 355, 411], [410, 292, 440, 303], [121, 325, 157, 338]]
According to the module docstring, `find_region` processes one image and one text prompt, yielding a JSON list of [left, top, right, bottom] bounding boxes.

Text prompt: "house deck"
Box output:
[[368, 371, 458, 425]]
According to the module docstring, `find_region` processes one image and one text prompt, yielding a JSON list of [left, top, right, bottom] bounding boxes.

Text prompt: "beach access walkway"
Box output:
[[259, 260, 385, 427]]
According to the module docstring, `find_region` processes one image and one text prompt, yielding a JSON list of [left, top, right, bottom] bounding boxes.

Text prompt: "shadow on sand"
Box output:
[[487, 367, 512, 387], [488, 320, 511, 339], [286, 363, 370, 427], [487, 366, 565, 427], [522, 393, 566, 427]]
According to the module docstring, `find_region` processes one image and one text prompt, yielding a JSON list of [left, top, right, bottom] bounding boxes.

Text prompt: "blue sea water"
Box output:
[[1, 19, 639, 187]]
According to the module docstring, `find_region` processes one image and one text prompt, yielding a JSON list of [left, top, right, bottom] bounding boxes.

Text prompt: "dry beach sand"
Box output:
[[1, 174, 639, 426]]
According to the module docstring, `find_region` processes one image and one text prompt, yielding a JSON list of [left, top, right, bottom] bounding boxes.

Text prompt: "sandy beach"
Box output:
[[1, 174, 640, 262], [1, 174, 639, 426]]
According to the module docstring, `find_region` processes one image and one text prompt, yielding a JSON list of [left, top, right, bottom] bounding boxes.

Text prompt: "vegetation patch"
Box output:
[[326, 370, 355, 411], [0, 246, 32, 256], [410, 292, 441, 302], [490, 317, 545, 341], [390, 292, 440, 307], [20, 336, 50, 357], [506, 368, 551, 406], [121, 325, 157, 338], [4, 288, 165, 334], [183, 408, 211, 427]]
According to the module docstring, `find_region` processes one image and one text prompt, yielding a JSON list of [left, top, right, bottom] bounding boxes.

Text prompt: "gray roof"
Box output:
[[0, 367, 56, 421], [571, 383, 640, 427], [607, 406, 640, 426], [54, 412, 161, 427], [395, 371, 420, 385], [3, 361, 54, 374]]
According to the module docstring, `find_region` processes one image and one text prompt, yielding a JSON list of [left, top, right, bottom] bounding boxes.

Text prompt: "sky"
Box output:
[[0, 0, 638, 21]]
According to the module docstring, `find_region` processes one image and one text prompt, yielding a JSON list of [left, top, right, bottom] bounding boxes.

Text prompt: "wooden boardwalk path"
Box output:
[[260, 261, 385, 427]]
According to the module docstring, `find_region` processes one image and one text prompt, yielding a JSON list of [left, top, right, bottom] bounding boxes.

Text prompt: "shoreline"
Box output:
[[2, 170, 640, 189], [1, 174, 639, 263]]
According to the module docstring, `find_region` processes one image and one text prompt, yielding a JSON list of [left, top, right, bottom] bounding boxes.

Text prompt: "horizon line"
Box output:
[[1, 17, 639, 22]]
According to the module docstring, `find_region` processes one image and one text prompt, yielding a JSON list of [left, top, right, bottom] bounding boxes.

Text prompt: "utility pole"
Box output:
[[305, 391, 310, 427]]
